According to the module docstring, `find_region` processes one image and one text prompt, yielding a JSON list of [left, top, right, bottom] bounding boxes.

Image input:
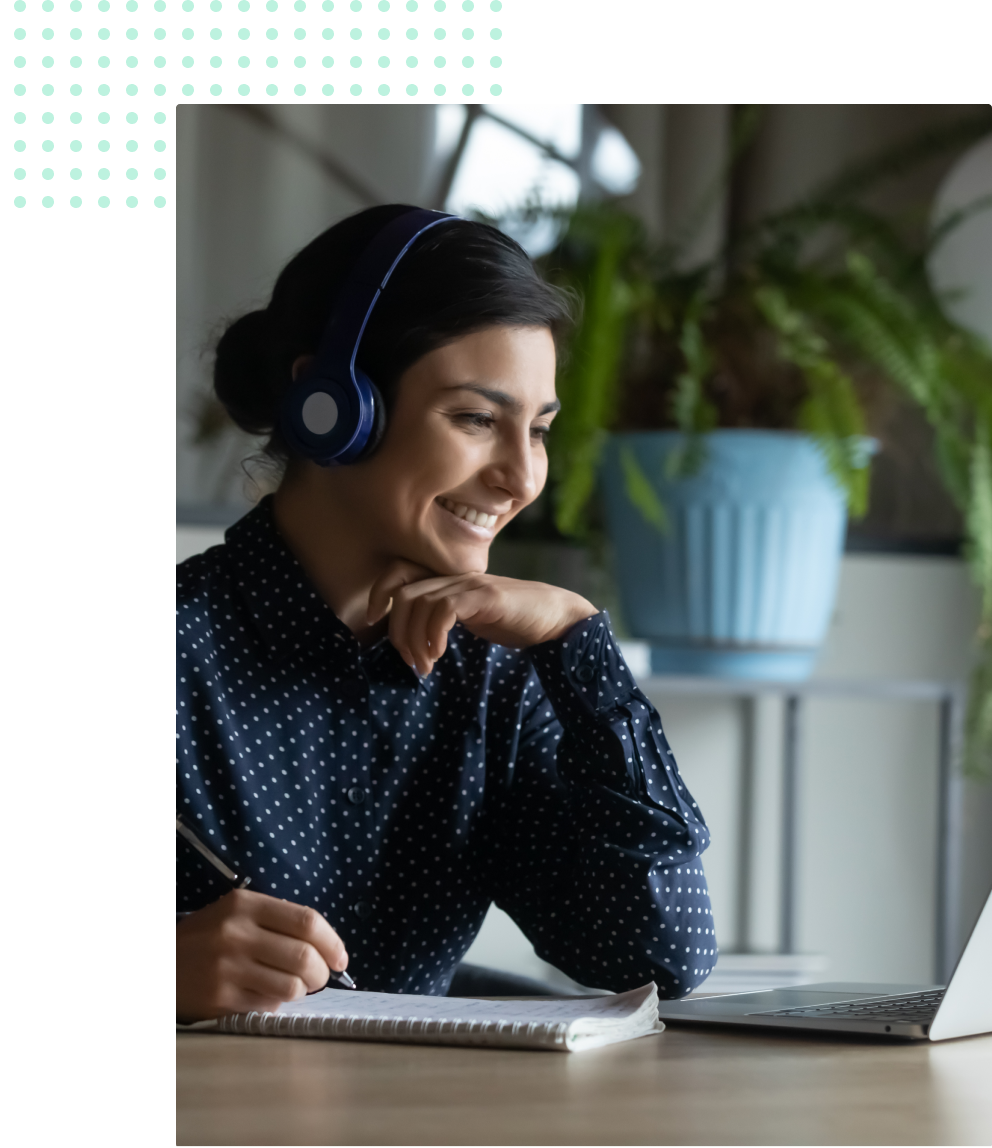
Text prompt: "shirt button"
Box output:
[[354, 900, 373, 920], [347, 786, 366, 805], [575, 664, 595, 682]]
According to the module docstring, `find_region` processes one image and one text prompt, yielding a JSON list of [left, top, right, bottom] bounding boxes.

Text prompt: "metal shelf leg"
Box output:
[[780, 694, 802, 955], [935, 692, 964, 984], [736, 696, 756, 953]]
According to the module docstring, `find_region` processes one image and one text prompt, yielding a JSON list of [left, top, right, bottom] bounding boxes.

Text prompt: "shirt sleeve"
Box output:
[[483, 611, 717, 999]]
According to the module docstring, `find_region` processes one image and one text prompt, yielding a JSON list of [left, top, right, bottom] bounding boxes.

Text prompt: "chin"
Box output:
[[431, 542, 490, 577]]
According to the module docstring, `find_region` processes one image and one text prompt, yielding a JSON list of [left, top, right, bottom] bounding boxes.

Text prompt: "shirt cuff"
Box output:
[[528, 610, 643, 726]]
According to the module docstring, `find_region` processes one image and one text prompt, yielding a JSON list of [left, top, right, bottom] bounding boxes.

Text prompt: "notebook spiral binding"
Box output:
[[218, 1010, 575, 1050]]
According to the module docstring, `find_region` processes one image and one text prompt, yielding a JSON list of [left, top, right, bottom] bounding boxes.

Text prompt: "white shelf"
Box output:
[[700, 952, 829, 995]]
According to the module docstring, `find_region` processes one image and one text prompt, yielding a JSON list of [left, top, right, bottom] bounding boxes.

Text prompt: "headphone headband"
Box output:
[[313, 208, 459, 388], [281, 207, 462, 466]]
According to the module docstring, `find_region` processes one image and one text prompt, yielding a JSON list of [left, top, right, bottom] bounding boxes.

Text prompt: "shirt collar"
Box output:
[[224, 496, 424, 688], [225, 496, 356, 665]]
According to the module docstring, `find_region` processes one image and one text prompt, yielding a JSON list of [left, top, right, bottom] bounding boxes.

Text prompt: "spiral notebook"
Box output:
[[191, 982, 664, 1053]]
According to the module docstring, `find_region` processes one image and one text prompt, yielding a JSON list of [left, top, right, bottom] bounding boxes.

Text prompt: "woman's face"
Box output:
[[341, 325, 559, 575]]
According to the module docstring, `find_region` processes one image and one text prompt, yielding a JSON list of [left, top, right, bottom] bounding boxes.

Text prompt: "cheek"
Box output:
[[367, 431, 466, 524], [396, 423, 477, 489]]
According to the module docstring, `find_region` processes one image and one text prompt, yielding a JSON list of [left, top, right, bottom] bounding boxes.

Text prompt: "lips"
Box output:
[[438, 498, 499, 529]]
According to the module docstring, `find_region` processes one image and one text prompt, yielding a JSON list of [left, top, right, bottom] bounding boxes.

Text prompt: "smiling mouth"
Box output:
[[436, 498, 500, 530]]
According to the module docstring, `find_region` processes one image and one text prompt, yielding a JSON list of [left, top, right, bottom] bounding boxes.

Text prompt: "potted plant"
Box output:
[[518, 112, 992, 774]]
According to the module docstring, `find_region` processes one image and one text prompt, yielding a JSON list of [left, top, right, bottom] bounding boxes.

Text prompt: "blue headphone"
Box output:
[[280, 207, 462, 466]]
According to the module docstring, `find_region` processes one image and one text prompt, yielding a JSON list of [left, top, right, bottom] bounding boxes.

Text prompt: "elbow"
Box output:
[[652, 951, 716, 1000]]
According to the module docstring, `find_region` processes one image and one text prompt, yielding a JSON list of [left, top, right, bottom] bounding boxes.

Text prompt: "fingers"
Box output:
[[388, 586, 444, 674], [390, 593, 448, 676], [197, 951, 310, 1020], [399, 581, 511, 674], [369, 566, 583, 673], [252, 894, 349, 973], [176, 889, 350, 1023], [249, 924, 331, 994], [226, 953, 310, 1005], [374, 569, 473, 672], [424, 596, 459, 666], [397, 588, 488, 675], [367, 559, 435, 625]]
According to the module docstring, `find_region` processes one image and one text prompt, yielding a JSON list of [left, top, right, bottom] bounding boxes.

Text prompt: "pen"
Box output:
[[176, 812, 356, 990], [176, 812, 251, 888]]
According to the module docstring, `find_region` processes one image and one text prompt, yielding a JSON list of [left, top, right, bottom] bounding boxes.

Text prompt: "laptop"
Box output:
[[657, 888, 992, 1041]]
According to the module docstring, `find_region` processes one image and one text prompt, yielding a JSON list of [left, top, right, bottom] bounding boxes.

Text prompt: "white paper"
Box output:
[[276, 983, 655, 1025], [265, 982, 665, 1051], [197, 984, 666, 1050]]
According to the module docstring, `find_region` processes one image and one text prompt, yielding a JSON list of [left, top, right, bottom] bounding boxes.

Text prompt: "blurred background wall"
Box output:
[[177, 103, 992, 990]]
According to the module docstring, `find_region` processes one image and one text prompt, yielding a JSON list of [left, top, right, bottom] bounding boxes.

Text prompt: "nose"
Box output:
[[481, 422, 542, 507]]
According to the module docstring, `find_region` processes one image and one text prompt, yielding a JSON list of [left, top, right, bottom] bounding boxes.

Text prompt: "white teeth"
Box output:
[[440, 500, 498, 528]]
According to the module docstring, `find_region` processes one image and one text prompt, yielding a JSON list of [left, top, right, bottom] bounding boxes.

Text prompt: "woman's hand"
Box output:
[[367, 561, 597, 676], [176, 889, 349, 1023]]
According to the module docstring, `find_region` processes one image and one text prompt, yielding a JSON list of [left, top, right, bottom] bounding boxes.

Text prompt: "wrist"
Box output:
[[540, 593, 597, 644]]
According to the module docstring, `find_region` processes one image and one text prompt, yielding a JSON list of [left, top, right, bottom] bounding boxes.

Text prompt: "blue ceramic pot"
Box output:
[[601, 430, 848, 680]]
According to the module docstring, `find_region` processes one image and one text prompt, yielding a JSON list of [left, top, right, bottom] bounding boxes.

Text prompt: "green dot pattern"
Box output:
[[8, 0, 506, 210], [14, 0, 174, 213]]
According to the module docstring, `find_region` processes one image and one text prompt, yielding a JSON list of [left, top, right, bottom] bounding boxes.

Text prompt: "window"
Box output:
[[435, 104, 640, 254]]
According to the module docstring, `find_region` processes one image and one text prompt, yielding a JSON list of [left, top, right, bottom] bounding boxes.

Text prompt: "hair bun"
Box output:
[[213, 309, 282, 435]]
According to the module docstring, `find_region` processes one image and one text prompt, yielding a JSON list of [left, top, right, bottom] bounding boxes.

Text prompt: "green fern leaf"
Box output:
[[620, 445, 669, 534]]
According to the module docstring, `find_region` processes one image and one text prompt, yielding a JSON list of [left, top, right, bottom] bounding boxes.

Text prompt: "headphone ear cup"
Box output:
[[362, 380, 388, 459]]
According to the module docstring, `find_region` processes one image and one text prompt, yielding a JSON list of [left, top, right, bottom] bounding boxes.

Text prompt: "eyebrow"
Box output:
[[445, 384, 561, 417]]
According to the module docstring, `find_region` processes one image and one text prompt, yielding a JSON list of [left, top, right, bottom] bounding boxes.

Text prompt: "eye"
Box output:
[[531, 424, 551, 443], [454, 412, 495, 432]]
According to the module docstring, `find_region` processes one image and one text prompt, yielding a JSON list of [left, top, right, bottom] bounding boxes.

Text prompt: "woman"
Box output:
[[177, 205, 715, 1022]]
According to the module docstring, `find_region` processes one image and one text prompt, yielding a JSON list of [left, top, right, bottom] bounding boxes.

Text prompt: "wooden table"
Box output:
[[177, 1024, 992, 1145]]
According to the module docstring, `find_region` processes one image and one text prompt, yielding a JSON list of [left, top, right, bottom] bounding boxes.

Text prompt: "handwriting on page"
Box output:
[[276, 985, 654, 1025]]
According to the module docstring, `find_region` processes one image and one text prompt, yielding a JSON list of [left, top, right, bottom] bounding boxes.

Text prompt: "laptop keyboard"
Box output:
[[759, 989, 945, 1024]]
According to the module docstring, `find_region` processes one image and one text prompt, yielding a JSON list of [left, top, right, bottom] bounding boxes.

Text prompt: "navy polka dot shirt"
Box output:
[[177, 497, 716, 998]]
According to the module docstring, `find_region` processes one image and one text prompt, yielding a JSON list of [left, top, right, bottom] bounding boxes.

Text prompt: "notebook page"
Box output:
[[275, 983, 657, 1026], [209, 983, 664, 1050]]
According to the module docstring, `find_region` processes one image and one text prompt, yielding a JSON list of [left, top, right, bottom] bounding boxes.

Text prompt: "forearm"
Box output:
[[493, 613, 716, 996], [529, 612, 707, 820], [497, 781, 715, 997]]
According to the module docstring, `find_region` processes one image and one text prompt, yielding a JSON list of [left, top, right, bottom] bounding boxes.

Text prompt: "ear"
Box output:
[[291, 354, 315, 382]]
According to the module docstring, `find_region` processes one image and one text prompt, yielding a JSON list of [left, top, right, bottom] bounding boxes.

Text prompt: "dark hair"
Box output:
[[213, 204, 575, 461]]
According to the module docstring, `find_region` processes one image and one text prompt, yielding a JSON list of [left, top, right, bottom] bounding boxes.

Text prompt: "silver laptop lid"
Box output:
[[929, 887, 992, 1041]]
